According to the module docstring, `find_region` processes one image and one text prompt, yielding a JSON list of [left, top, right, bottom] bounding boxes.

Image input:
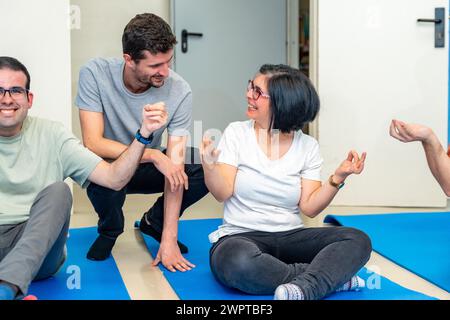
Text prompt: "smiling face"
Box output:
[[246, 73, 271, 129], [124, 49, 173, 92], [0, 68, 33, 137]]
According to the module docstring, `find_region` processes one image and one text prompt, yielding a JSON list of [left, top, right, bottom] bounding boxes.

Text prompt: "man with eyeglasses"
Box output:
[[0, 56, 168, 300], [75, 13, 208, 272]]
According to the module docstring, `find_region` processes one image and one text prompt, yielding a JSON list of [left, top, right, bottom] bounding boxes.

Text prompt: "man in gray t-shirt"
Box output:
[[75, 13, 208, 272]]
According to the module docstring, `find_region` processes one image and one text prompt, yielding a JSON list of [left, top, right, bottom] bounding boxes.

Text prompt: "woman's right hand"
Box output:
[[200, 137, 221, 170]]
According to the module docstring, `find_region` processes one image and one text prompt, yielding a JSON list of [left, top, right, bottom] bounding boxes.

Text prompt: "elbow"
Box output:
[[302, 211, 317, 219], [205, 181, 233, 203], [83, 136, 100, 153], [108, 177, 127, 191], [444, 188, 450, 197], [107, 180, 123, 192], [83, 140, 94, 152], [210, 191, 232, 203], [212, 194, 228, 203], [300, 206, 319, 219], [440, 182, 450, 197], [111, 184, 123, 192]]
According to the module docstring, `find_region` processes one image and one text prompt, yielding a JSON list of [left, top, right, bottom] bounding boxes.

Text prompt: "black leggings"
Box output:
[[209, 226, 372, 300]]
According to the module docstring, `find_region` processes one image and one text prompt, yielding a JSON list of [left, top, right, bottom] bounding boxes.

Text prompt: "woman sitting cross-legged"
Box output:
[[200, 64, 372, 300]]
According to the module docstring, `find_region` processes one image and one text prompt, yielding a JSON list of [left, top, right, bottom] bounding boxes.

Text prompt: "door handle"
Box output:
[[417, 19, 442, 23], [181, 29, 203, 53], [417, 8, 445, 48]]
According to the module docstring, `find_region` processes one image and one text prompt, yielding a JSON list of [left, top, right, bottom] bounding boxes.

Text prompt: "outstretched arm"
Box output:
[[390, 119, 450, 196]]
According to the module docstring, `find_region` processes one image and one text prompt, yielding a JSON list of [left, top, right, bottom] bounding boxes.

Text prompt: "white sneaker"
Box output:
[[335, 275, 365, 292], [274, 283, 305, 300]]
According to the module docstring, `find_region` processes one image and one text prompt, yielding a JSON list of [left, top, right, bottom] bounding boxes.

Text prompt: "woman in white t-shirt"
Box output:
[[200, 64, 372, 300]]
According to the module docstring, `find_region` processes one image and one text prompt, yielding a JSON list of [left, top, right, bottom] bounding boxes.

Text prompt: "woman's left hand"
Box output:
[[334, 150, 367, 182], [200, 136, 221, 170]]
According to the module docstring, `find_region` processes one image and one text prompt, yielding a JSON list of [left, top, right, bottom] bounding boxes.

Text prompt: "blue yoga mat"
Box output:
[[324, 212, 450, 293], [138, 218, 435, 300], [28, 227, 130, 300]]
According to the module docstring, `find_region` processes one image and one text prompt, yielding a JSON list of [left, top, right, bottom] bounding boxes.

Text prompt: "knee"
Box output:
[[47, 181, 71, 197], [41, 182, 72, 213], [345, 228, 372, 259], [211, 237, 259, 284], [227, 245, 258, 275], [34, 251, 66, 281]]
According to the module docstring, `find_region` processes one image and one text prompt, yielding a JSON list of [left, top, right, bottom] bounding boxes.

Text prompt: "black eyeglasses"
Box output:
[[247, 80, 270, 101], [0, 87, 29, 100]]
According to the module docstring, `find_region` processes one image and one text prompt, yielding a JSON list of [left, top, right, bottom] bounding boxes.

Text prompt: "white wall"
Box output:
[[70, 0, 170, 139], [316, 0, 448, 207], [0, 0, 72, 130]]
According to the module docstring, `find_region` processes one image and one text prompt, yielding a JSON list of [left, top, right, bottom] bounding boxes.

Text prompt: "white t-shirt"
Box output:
[[208, 120, 323, 243]]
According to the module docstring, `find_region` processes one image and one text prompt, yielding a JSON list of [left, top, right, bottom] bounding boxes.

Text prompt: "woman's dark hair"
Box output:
[[0, 56, 31, 90], [259, 64, 320, 133], [122, 13, 177, 62]]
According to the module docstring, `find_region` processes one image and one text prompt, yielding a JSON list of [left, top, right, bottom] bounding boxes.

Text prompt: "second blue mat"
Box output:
[[324, 212, 450, 293], [139, 218, 435, 300]]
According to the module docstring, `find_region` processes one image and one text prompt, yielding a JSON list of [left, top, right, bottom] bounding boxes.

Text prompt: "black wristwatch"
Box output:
[[135, 129, 154, 145]]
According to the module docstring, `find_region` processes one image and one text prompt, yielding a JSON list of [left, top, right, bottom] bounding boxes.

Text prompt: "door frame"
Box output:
[[288, 0, 320, 139], [308, 0, 319, 139], [287, 0, 300, 69]]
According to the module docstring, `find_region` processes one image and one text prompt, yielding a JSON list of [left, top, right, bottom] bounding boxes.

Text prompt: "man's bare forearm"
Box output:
[[107, 139, 146, 190], [422, 133, 450, 195], [86, 135, 162, 164], [161, 180, 184, 242], [160, 135, 188, 243]]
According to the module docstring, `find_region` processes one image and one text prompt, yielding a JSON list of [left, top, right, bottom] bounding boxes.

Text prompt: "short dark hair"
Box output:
[[0, 56, 31, 90], [259, 64, 320, 133], [122, 13, 177, 62]]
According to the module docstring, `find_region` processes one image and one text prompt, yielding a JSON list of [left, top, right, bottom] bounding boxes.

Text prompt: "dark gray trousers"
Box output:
[[0, 182, 72, 295], [210, 226, 372, 300]]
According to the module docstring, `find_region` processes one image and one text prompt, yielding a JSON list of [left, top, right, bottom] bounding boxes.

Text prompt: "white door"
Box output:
[[316, 0, 448, 207], [172, 0, 286, 141]]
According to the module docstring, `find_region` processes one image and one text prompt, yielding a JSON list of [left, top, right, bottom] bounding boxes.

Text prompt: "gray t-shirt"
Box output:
[[75, 58, 192, 149]]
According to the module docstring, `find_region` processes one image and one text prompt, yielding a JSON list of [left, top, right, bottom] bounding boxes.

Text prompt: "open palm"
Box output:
[[389, 119, 432, 143]]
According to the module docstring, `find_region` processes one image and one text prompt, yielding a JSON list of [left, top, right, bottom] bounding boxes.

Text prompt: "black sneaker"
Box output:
[[139, 215, 188, 254]]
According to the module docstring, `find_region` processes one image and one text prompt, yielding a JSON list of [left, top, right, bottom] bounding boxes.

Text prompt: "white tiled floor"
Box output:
[[71, 185, 450, 300]]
